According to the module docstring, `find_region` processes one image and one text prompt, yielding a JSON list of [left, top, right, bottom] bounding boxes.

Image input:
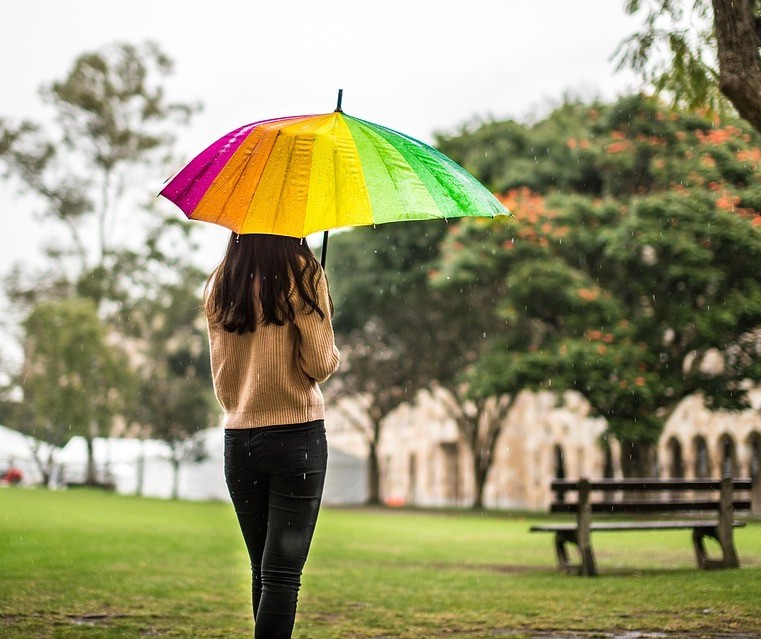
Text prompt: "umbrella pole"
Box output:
[[320, 230, 329, 269]]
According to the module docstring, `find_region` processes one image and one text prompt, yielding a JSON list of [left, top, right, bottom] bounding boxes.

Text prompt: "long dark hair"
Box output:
[[205, 233, 327, 334]]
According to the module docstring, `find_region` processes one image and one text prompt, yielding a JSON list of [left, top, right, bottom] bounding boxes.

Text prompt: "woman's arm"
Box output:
[[293, 271, 340, 383]]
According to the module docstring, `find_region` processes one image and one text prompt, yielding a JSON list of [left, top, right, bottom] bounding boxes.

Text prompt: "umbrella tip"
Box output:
[[334, 89, 343, 113]]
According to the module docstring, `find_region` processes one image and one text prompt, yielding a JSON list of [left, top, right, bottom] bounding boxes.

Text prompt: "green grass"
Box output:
[[1, 488, 760, 638]]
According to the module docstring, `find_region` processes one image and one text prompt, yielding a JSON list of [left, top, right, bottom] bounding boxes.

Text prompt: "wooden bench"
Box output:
[[530, 477, 753, 576]]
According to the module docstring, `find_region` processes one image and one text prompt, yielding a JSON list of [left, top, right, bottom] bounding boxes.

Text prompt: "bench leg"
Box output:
[[554, 530, 597, 576], [692, 527, 740, 570]]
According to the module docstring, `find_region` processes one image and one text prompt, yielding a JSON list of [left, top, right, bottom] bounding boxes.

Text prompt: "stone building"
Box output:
[[325, 387, 761, 512]]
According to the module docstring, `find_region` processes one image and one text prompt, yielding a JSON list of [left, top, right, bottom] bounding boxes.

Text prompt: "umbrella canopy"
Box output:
[[160, 97, 508, 243]]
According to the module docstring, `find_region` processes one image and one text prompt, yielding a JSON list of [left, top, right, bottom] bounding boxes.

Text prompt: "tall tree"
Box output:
[[617, 0, 761, 133], [437, 95, 761, 476], [327, 216, 523, 507], [425, 219, 527, 509], [20, 298, 135, 484], [129, 254, 216, 498], [436, 388, 513, 509], [325, 222, 447, 504], [0, 43, 206, 480], [0, 40, 199, 310]]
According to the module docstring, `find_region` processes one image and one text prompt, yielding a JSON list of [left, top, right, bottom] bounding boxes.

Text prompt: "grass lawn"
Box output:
[[1, 488, 760, 638]]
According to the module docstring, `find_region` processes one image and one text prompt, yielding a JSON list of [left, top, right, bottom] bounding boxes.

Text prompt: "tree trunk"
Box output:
[[30, 442, 51, 487], [472, 464, 488, 510], [367, 439, 381, 505], [171, 457, 180, 500], [85, 435, 97, 485], [135, 440, 145, 497], [712, 0, 761, 132], [619, 440, 656, 478]]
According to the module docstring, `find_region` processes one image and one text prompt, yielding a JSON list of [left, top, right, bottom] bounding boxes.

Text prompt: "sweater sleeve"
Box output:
[[293, 271, 340, 383]]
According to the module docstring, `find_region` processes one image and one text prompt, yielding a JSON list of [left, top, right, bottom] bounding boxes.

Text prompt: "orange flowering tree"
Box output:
[[436, 94, 761, 476]]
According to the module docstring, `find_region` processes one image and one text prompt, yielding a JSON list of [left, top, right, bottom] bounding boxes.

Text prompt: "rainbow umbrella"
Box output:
[[160, 91, 509, 265]]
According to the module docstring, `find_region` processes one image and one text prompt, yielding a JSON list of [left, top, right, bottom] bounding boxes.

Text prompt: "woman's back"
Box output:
[[205, 233, 339, 429]]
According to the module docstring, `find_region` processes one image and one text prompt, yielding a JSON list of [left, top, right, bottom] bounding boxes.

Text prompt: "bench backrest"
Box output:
[[549, 477, 753, 516]]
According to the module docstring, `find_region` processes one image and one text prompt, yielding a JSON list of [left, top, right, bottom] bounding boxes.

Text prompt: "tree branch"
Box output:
[[712, 0, 761, 130]]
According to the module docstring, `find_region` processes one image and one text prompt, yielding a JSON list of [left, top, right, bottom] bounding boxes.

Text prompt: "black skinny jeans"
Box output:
[[224, 421, 328, 639]]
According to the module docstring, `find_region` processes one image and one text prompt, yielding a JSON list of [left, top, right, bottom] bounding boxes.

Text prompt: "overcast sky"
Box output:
[[0, 0, 643, 362]]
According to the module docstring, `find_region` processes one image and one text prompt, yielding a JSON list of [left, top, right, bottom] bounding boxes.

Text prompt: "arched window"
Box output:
[[748, 433, 761, 515], [719, 434, 738, 478], [554, 444, 566, 479], [693, 436, 711, 479], [603, 442, 615, 479], [748, 433, 761, 481], [553, 444, 566, 502], [666, 437, 685, 479]]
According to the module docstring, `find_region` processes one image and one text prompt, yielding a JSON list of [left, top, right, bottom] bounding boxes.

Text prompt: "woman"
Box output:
[[204, 233, 340, 639]]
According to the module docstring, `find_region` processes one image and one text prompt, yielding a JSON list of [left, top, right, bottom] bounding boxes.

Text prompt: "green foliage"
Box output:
[[0, 41, 201, 298], [130, 271, 216, 446], [327, 222, 446, 332], [46, 42, 192, 171], [614, 0, 730, 117], [327, 221, 459, 400], [438, 94, 761, 198], [19, 297, 135, 446], [0, 43, 211, 463], [325, 94, 761, 476], [435, 95, 761, 466], [436, 101, 605, 195], [326, 222, 451, 502], [326, 212, 518, 506]]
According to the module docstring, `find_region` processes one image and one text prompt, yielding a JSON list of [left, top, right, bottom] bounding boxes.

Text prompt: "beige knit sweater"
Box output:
[[207, 271, 340, 429]]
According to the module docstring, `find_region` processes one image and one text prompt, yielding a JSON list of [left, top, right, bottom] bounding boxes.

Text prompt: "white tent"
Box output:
[[55, 426, 368, 504], [0, 424, 59, 486], [56, 434, 224, 500], [186, 427, 369, 504], [323, 444, 368, 505]]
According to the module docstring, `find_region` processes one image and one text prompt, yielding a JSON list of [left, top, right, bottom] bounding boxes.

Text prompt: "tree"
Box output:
[[325, 222, 447, 504], [0, 43, 208, 483], [326, 319, 420, 504], [617, 0, 761, 133], [436, 95, 761, 476], [19, 298, 135, 484], [129, 257, 216, 499], [0, 40, 201, 336], [424, 218, 528, 509], [0, 380, 56, 486], [327, 215, 525, 508], [0, 40, 198, 302], [436, 388, 513, 509]]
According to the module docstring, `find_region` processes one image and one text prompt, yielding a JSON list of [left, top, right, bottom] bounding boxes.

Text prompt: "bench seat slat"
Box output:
[[530, 520, 747, 533], [550, 499, 751, 514], [551, 478, 753, 491]]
